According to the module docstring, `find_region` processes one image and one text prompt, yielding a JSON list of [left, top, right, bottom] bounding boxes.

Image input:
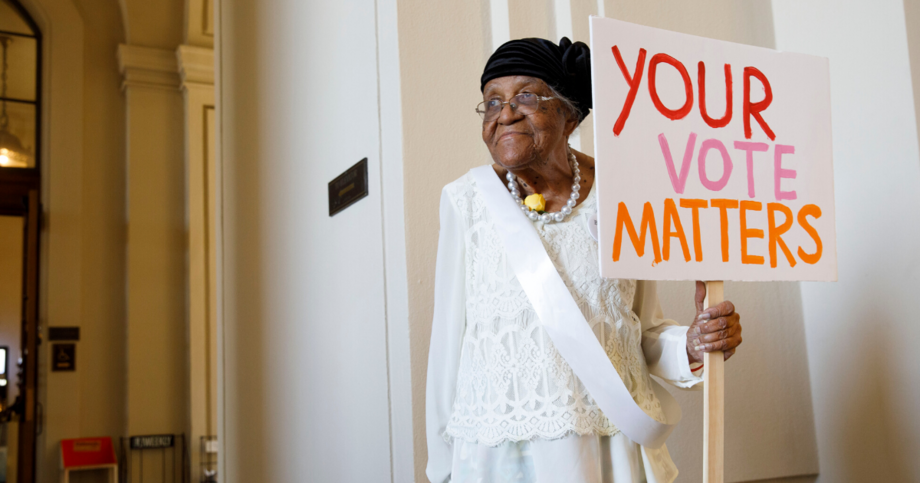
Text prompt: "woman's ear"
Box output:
[[563, 115, 579, 138]]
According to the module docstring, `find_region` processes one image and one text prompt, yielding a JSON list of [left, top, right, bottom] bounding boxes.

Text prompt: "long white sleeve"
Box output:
[[425, 188, 467, 483], [635, 280, 703, 389]]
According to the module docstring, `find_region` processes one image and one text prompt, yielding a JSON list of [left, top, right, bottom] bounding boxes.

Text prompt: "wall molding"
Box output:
[[178, 40, 216, 483], [117, 44, 180, 90], [177, 45, 214, 88], [185, 0, 214, 48]]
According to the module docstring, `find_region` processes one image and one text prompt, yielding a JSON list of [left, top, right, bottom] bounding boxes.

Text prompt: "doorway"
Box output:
[[0, 192, 39, 483], [0, 215, 22, 482]]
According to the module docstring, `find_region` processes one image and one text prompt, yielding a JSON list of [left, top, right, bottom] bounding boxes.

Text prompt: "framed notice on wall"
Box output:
[[590, 17, 836, 282]]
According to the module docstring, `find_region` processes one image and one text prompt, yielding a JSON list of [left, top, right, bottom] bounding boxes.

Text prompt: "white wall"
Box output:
[[217, 0, 408, 481], [772, 1, 920, 481]]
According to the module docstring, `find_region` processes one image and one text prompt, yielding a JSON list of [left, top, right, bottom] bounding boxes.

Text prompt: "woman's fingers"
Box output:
[[689, 295, 743, 362], [694, 325, 740, 344], [697, 313, 740, 333], [697, 300, 736, 321], [690, 319, 742, 352], [693, 334, 742, 353]]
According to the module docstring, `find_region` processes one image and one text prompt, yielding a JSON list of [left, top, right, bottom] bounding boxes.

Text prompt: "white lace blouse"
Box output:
[[426, 171, 703, 483]]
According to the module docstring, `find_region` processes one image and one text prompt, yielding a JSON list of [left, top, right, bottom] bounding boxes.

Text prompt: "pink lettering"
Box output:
[[734, 141, 769, 198], [698, 139, 733, 191], [774, 144, 796, 200], [659, 132, 698, 194]]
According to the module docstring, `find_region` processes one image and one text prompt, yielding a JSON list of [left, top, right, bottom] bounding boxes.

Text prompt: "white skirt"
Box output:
[[450, 433, 679, 483]]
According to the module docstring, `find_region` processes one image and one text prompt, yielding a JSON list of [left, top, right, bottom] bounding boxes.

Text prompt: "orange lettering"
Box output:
[[740, 200, 764, 265], [797, 204, 823, 264], [663, 199, 691, 262], [710, 199, 739, 262], [767, 203, 796, 268], [613, 202, 663, 264], [679, 198, 708, 261]]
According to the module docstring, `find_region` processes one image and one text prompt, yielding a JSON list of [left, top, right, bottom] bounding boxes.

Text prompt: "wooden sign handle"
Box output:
[[703, 280, 724, 483]]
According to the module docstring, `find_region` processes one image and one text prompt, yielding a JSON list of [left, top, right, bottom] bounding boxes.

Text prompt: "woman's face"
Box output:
[[481, 76, 577, 170]]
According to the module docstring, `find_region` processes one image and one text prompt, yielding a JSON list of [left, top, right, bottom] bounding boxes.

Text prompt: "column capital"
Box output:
[[177, 45, 215, 89], [117, 44, 180, 91]]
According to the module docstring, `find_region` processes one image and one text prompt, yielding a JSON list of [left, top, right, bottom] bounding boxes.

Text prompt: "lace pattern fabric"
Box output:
[[443, 172, 666, 447]]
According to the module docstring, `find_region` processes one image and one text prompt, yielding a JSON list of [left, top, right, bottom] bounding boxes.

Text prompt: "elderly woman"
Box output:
[[426, 38, 742, 483]]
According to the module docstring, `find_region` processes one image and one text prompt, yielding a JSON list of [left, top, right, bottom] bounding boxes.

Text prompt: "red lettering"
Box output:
[[698, 62, 732, 128], [648, 53, 693, 120], [743, 66, 775, 140], [612, 46, 647, 136]]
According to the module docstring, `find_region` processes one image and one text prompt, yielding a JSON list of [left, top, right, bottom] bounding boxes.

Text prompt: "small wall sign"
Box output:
[[52, 343, 75, 371], [130, 434, 175, 449], [49, 326, 80, 341], [328, 158, 369, 216]]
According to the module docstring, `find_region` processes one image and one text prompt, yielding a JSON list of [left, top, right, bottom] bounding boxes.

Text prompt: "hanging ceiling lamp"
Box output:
[[0, 36, 31, 168]]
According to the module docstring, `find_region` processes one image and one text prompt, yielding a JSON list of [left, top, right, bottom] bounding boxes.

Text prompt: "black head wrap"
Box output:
[[480, 37, 592, 122]]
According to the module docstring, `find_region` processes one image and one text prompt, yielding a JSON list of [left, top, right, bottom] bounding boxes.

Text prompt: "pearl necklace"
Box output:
[[507, 148, 581, 223]]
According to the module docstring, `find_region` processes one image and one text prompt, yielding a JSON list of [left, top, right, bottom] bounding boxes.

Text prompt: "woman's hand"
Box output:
[[686, 281, 742, 364]]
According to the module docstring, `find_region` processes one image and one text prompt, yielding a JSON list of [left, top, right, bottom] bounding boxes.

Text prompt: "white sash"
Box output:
[[471, 165, 681, 449]]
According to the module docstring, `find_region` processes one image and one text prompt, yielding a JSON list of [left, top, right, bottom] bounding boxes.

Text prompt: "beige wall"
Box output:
[[124, 84, 186, 436], [118, 0, 183, 49], [0, 216, 23, 403], [606, 1, 775, 47], [118, 0, 193, 479], [70, 0, 128, 444], [396, 3, 491, 480], [181, 44, 217, 483], [18, 0, 130, 482], [13, 0, 189, 481]]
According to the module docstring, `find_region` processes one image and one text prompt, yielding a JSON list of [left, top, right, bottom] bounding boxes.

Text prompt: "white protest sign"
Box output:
[[590, 17, 837, 281]]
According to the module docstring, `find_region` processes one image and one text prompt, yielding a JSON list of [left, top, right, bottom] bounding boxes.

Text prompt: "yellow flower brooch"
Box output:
[[523, 193, 546, 212]]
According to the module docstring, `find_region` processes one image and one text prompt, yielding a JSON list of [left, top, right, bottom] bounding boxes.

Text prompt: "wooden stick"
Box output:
[[703, 280, 724, 483]]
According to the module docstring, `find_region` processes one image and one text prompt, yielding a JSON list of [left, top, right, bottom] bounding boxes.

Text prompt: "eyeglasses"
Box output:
[[476, 93, 556, 122]]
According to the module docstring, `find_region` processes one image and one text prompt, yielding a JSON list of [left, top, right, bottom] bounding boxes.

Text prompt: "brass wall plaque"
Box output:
[[52, 344, 75, 371], [328, 158, 369, 216]]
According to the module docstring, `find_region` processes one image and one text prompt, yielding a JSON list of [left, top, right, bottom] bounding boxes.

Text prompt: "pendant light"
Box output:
[[0, 36, 32, 168]]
